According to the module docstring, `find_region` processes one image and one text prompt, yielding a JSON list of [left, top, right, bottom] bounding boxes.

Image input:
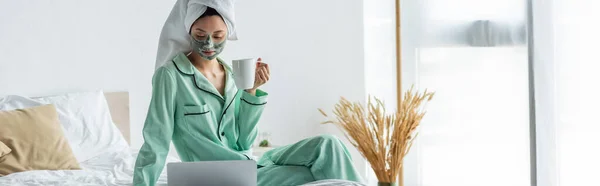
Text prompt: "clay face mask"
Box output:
[[191, 34, 226, 60]]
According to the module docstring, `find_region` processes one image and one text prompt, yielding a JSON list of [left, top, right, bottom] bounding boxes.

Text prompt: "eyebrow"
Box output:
[[195, 28, 225, 33]]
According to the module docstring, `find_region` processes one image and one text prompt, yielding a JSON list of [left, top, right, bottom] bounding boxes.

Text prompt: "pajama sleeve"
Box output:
[[235, 89, 268, 151], [133, 67, 177, 186]]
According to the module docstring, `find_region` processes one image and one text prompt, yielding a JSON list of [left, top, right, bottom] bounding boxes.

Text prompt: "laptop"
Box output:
[[167, 160, 257, 186]]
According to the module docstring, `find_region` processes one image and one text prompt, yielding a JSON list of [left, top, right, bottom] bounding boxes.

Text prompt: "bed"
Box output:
[[0, 91, 365, 186]]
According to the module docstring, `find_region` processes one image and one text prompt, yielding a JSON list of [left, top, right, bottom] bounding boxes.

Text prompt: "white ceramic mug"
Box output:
[[232, 58, 257, 90]]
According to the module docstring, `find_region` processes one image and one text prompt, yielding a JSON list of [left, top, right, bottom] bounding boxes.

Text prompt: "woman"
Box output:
[[133, 1, 362, 185]]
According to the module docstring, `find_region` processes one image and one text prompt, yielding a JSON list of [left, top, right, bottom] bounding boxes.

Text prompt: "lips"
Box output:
[[202, 51, 215, 56]]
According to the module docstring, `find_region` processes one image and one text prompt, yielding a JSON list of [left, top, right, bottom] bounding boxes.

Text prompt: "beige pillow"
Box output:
[[0, 141, 10, 158], [0, 104, 81, 176]]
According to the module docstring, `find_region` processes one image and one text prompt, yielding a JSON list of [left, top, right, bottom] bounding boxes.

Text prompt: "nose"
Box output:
[[203, 37, 214, 49]]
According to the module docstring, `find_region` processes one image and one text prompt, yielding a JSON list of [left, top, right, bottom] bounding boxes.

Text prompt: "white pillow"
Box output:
[[0, 90, 129, 162]]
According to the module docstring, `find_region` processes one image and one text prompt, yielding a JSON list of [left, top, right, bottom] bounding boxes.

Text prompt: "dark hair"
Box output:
[[199, 7, 222, 19]]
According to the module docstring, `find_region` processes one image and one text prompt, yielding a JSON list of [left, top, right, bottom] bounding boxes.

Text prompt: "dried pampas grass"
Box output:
[[319, 86, 434, 184]]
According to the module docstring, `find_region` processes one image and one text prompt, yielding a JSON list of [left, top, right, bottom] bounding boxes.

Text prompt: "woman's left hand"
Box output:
[[247, 58, 270, 93]]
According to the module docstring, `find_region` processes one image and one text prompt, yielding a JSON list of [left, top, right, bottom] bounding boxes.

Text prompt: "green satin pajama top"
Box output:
[[133, 53, 268, 186]]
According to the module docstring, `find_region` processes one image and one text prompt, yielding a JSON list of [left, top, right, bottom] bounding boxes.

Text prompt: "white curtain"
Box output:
[[529, 0, 600, 185], [401, 0, 600, 185], [401, 0, 531, 185], [549, 0, 600, 185]]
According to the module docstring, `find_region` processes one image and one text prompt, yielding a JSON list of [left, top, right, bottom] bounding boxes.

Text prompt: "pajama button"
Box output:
[[221, 132, 225, 136]]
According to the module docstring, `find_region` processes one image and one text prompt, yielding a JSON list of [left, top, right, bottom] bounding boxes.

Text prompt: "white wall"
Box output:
[[0, 0, 370, 179], [222, 0, 368, 177], [0, 0, 174, 148]]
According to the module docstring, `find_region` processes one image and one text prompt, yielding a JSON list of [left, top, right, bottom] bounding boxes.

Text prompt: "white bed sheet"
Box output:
[[0, 148, 177, 186], [0, 148, 365, 186]]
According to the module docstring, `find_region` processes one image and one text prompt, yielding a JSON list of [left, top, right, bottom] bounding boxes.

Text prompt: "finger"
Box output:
[[257, 58, 263, 67], [256, 68, 264, 81], [260, 68, 269, 82], [255, 70, 261, 82], [257, 62, 266, 69], [260, 68, 269, 81], [256, 66, 263, 73], [256, 68, 264, 82], [265, 64, 270, 75], [260, 74, 267, 83]]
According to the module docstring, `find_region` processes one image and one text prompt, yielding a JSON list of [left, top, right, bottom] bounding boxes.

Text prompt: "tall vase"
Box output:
[[377, 165, 403, 186], [377, 182, 398, 186]]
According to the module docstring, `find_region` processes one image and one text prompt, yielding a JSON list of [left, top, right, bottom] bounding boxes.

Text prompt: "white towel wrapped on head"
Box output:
[[155, 0, 237, 69]]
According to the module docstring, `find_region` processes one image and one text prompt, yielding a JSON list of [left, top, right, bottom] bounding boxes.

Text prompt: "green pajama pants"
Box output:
[[256, 135, 363, 186]]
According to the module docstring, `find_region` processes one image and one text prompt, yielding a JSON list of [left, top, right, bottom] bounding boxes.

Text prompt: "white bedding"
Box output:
[[0, 148, 365, 186], [0, 91, 365, 186], [0, 92, 130, 163], [0, 148, 178, 186]]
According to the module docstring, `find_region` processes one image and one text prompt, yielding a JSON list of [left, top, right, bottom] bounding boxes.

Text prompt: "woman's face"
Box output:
[[190, 15, 228, 60]]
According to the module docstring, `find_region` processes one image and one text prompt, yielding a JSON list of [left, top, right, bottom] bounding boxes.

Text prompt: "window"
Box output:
[[401, 0, 531, 185], [365, 0, 599, 185], [416, 47, 530, 186]]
